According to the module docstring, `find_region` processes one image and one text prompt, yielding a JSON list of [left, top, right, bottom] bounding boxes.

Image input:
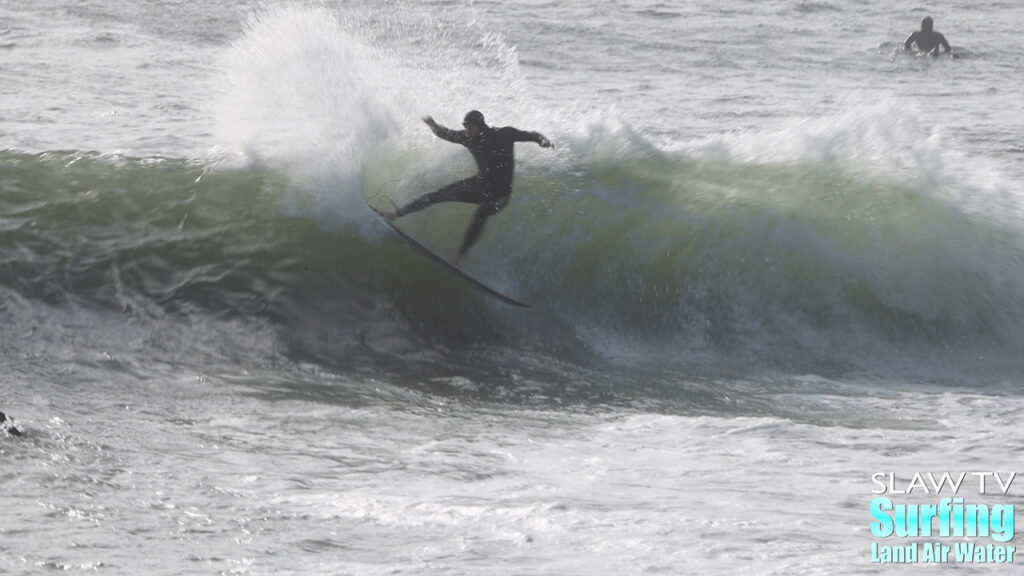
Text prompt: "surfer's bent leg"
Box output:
[[456, 196, 508, 261], [392, 176, 486, 219]]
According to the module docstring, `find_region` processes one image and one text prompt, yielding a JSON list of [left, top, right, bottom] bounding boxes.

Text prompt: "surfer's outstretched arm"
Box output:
[[502, 126, 553, 148], [534, 132, 553, 148], [424, 116, 467, 144], [521, 130, 552, 148]]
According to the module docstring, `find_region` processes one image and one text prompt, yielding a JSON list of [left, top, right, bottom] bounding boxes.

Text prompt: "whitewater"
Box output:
[[1, 1, 1023, 574]]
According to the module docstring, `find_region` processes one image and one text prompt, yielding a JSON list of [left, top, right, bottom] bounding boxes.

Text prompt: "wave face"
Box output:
[[4, 6, 1023, 378], [3, 134, 1023, 375]]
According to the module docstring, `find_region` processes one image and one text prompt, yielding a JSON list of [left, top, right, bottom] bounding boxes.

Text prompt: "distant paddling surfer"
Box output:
[[383, 110, 553, 262], [904, 16, 951, 55], [1, 411, 24, 437]]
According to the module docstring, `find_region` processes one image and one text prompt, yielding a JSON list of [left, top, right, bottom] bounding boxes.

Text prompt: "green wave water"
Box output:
[[3, 145, 1022, 378]]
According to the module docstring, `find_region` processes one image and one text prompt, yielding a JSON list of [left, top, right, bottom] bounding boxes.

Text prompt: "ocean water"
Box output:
[[2, 0, 1023, 574]]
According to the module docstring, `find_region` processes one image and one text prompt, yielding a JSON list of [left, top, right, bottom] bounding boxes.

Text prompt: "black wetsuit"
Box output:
[[396, 122, 548, 257], [904, 30, 950, 54]]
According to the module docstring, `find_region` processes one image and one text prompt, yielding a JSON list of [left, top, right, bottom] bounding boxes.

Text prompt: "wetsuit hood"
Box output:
[[464, 110, 488, 129]]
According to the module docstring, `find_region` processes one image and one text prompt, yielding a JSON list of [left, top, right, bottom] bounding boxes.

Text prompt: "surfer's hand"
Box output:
[[538, 136, 553, 149], [423, 116, 436, 128]]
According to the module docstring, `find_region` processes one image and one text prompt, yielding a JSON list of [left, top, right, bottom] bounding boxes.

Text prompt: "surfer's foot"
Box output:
[[380, 197, 402, 220]]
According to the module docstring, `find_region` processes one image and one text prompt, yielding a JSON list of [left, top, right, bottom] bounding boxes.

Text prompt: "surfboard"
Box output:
[[366, 202, 530, 308]]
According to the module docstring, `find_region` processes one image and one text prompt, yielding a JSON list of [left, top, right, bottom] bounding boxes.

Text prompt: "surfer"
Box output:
[[1, 411, 24, 437], [383, 110, 553, 262], [904, 16, 951, 55]]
